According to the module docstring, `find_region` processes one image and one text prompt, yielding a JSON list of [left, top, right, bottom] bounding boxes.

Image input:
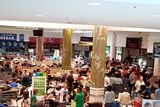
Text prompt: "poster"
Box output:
[[19, 34, 24, 41], [153, 42, 160, 58], [142, 99, 160, 107], [32, 77, 46, 96]]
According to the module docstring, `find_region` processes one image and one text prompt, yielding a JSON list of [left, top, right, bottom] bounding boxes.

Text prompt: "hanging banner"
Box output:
[[0, 33, 17, 41], [142, 99, 160, 107], [32, 76, 46, 96], [153, 42, 160, 58]]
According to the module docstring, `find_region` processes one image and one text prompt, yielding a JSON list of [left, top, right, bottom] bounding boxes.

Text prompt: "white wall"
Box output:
[[147, 33, 160, 53], [0, 28, 93, 43], [115, 32, 149, 49]]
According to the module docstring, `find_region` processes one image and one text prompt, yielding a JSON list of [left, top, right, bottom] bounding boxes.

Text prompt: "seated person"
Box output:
[[10, 79, 17, 88]]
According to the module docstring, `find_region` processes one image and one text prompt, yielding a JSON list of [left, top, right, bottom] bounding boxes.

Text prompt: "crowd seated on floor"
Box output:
[[0, 56, 159, 107]]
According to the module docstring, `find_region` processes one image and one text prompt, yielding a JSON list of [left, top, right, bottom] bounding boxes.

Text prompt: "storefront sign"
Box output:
[[126, 37, 142, 49], [142, 99, 160, 107], [29, 37, 62, 44], [0, 33, 17, 41], [80, 37, 93, 42], [32, 77, 46, 96], [106, 46, 110, 54], [153, 42, 160, 58], [29, 44, 59, 49]]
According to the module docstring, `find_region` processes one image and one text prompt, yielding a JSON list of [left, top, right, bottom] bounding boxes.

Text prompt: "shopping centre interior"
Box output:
[[0, 0, 160, 107]]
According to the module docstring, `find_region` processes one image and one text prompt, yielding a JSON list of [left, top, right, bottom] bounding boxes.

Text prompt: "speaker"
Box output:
[[33, 28, 43, 36]]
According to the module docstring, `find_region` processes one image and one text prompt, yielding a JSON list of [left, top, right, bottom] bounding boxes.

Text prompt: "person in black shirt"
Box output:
[[140, 85, 150, 99]]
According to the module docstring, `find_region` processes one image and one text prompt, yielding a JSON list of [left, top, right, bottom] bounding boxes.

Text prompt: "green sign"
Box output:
[[106, 46, 110, 54], [32, 77, 46, 96]]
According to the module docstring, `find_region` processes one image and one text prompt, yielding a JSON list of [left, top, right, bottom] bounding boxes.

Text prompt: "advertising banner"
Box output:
[[0, 33, 17, 41], [0, 41, 24, 48], [32, 76, 46, 96], [153, 42, 160, 58], [142, 99, 160, 107]]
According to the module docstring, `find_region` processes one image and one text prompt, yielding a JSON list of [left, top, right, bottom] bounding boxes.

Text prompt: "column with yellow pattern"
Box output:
[[90, 26, 107, 102], [62, 29, 73, 70]]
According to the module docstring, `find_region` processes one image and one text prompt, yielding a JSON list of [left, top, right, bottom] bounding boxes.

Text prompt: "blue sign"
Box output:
[[0, 41, 24, 48], [19, 34, 24, 41], [153, 42, 160, 58], [0, 33, 17, 41]]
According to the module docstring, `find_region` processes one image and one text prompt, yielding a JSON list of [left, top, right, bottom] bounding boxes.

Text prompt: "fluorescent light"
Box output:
[[88, 2, 101, 5], [36, 14, 43, 17]]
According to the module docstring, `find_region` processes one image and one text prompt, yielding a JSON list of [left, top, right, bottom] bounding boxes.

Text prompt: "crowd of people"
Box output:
[[0, 56, 159, 107], [104, 59, 159, 107], [0, 56, 91, 107]]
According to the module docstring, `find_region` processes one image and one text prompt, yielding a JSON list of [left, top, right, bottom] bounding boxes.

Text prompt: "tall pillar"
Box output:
[[90, 26, 107, 103], [36, 36, 44, 61], [62, 29, 73, 70], [110, 32, 116, 60], [153, 58, 160, 76]]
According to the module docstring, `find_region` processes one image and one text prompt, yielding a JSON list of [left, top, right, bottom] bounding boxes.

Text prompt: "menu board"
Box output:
[[126, 37, 142, 49], [32, 77, 46, 96]]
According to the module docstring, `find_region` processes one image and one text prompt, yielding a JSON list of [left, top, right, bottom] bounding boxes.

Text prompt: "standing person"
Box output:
[[59, 84, 69, 106], [113, 73, 123, 98], [135, 76, 145, 92], [74, 87, 84, 107], [155, 83, 160, 100], [104, 85, 115, 107], [119, 87, 131, 107], [133, 90, 142, 107], [104, 74, 110, 93], [31, 89, 38, 107], [135, 65, 141, 79], [22, 93, 30, 107], [129, 71, 137, 93]]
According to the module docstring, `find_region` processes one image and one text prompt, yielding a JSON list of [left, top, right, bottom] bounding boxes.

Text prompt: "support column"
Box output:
[[153, 58, 160, 76], [36, 36, 44, 61], [62, 29, 73, 70], [110, 32, 116, 60], [90, 26, 107, 103]]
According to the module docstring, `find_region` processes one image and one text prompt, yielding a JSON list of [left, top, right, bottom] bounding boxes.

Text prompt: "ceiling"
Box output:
[[1, 0, 160, 31]]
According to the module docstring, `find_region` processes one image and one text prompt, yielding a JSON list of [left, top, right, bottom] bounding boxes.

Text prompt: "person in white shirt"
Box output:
[[59, 85, 69, 103], [135, 76, 145, 92], [104, 85, 115, 107], [119, 87, 131, 106], [104, 74, 110, 93]]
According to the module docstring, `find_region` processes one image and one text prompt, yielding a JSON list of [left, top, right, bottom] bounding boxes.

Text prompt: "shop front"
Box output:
[[0, 33, 25, 58], [28, 37, 62, 61]]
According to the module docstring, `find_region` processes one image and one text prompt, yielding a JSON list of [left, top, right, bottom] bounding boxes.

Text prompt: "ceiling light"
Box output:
[[36, 14, 43, 17], [88, 2, 101, 6]]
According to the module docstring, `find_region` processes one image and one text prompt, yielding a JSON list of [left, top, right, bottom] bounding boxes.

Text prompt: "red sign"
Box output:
[[29, 37, 62, 44]]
